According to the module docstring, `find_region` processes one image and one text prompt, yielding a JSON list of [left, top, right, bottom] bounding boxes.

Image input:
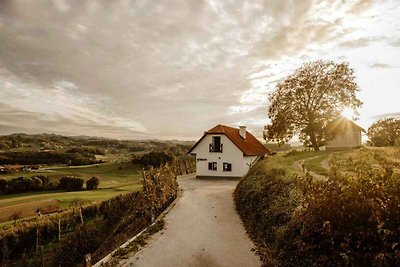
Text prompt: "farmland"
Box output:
[[0, 162, 142, 225], [0, 134, 194, 226]]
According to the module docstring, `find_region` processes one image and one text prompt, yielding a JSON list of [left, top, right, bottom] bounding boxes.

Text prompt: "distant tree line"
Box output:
[[0, 175, 100, 195], [132, 151, 173, 168], [368, 118, 400, 147], [65, 147, 106, 155], [0, 151, 101, 166]]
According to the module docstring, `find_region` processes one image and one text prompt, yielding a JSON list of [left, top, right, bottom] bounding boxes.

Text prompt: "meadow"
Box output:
[[0, 161, 143, 225], [0, 134, 194, 227]]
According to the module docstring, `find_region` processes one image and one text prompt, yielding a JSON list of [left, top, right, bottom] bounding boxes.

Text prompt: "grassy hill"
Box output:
[[0, 133, 195, 226], [235, 147, 400, 266]]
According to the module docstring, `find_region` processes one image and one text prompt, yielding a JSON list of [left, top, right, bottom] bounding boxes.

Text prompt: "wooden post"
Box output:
[[36, 227, 39, 254], [40, 246, 44, 267], [184, 160, 188, 174], [79, 208, 84, 225], [58, 218, 61, 241], [83, 254, 91, 267]]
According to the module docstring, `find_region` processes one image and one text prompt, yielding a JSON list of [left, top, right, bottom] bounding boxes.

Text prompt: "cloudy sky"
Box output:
[[0, 0, 399, 141]]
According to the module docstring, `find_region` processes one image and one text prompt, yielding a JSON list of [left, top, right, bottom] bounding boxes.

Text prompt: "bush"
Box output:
[[0, 151, 99, 166], [53, 225, 104, 266], [236, 156, 400, 266], [58, 176, 84, 191], [66, 146, 106, 155], [129, 146, 146, 152], [86, 177, 100, 190], [0, 179, 7, 193], [234, 165, 300, 264], [277, 160, 400, 266], [132, 152, 173, 168], [0, 175, 55, 195], [0, 157, 189, 266]]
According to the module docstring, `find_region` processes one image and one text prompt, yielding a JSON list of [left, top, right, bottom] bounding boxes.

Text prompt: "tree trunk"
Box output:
[[309, 131, 320, 151]]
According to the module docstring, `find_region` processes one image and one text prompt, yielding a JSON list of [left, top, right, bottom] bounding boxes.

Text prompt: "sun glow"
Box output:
[[341, 107, 354, 120]]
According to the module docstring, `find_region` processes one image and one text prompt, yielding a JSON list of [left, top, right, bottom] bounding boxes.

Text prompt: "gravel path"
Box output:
[[292, 156, 327, 181], [120, 174, 261, 267]]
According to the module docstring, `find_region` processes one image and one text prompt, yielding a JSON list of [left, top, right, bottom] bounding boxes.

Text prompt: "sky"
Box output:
[[0, 0, 399, 141]]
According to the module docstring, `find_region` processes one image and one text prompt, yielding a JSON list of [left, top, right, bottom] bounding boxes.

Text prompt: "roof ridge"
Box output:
[[189, 124, 270, 156]]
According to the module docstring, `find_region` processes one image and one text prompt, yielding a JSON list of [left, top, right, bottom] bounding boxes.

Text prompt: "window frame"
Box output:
[[208, 162, 217, 171], [223, 162, 232, 172]]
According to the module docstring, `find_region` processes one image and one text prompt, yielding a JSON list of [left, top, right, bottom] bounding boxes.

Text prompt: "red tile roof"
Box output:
[[36, 205, 61, 215], [188, 124, 270, 156]]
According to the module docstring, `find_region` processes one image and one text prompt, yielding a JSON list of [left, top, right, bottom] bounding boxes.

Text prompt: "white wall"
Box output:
[[326, 127, 362, 150], [190, 134, 259, 177]]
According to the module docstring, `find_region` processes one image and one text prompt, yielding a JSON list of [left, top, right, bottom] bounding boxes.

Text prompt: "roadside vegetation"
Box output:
[[235, 147, 400, 266], [0, 156, 195, 266], [0, 135, 195, 227]]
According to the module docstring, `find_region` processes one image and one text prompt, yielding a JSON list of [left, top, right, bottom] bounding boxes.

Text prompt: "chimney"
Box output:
[[239, 126, 246, 139]]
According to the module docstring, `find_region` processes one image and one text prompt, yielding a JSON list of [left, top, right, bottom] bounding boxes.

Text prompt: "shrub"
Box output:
[[129, 146, 146, 152], [132, 152, 173, 168], [53, 225, 104, 266], [277, 159, 400, 266], [0, 179, 7, 193], [58, 176, 84, 191], [86, 177, 100, 190], [234, 165, 300, 263], [236, 155, 400, 266]]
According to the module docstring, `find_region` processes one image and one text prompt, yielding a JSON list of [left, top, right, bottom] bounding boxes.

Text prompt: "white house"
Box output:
[[188, 124, 270, 178], [325, 117, 366, 150]]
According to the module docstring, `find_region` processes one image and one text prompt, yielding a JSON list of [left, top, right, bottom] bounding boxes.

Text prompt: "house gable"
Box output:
[[188, 124, 270, 156], [325, 117, 365, 150]]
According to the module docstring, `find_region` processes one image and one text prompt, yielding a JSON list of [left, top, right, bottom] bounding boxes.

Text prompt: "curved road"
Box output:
[[120, 174, 261, 267]]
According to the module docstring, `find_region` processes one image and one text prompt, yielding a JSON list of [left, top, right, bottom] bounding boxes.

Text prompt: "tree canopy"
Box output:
[[264, 60, 362, 150], [368, 118, 400, 146]]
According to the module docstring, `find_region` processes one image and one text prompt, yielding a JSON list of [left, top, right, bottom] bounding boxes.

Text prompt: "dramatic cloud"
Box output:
[[0, 0, 399, 140]]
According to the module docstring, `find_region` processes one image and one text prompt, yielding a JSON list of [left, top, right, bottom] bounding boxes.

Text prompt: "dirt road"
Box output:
[[120, 174, 261, 267]]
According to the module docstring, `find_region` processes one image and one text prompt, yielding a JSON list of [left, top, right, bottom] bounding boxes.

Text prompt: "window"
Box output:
[[208, 162, 217, 171], [209, 136, 223, 152], [223, 162, 232, 172]]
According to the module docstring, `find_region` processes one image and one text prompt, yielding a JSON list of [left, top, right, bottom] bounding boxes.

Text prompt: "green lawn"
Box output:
[[0, 161, 143, 225], [262, 150, 331, 177]]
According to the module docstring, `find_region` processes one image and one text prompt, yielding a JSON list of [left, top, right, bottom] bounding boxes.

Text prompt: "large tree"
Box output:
[[367, 118, 400, 146], [264, 60, 362, 151]]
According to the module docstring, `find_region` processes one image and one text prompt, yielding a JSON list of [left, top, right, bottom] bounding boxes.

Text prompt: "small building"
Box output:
[[325, 117, 366, 151], [188, 124, 270, 178], [36, 205, 61, 217]]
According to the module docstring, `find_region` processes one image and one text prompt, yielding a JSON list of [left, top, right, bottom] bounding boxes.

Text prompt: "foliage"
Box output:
[[0, 156, 195, 266], [368, 118, 400, 147], [0, 151, 99, 166], [264, 60, 362, 151], [0, 179, 7, 193], [53, 225, 104, 266], [129, 145, 146, 152], [66, 146, 106, 155], [0, 175, 54, 194], [86, 176, 100, 190], [58, 176, 85, 191], [132, 151, 173, 168], [236, 151, 400, 266], [234, 166, 300, 264]]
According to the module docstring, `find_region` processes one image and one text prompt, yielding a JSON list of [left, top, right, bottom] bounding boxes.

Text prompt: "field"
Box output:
[[0, 161, 143, 225], [0, 134, 195, 227], [235, 146, 400, 266]]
